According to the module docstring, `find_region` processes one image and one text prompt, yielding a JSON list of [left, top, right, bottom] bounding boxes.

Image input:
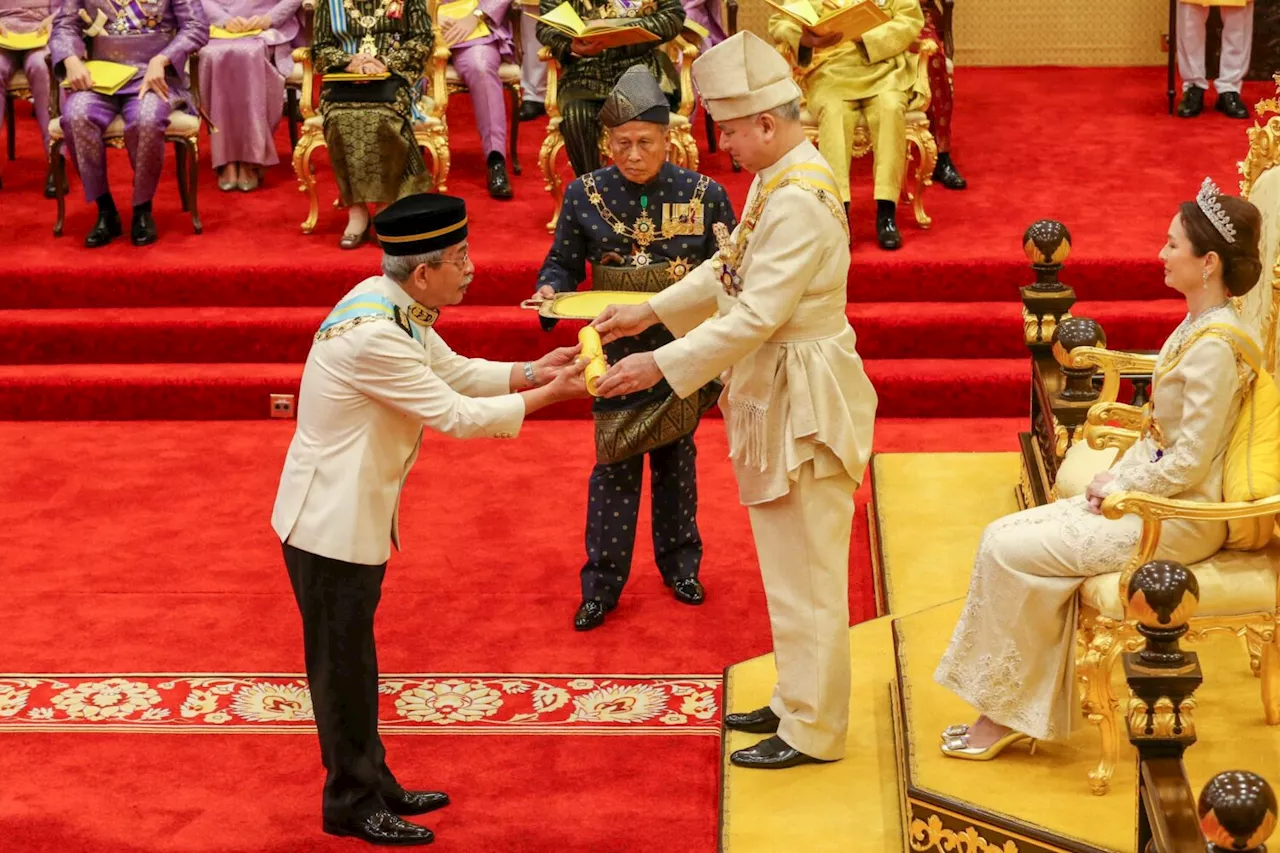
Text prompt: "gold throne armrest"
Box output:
[[1064, 346, 1157, 405], [1083, 401, 1144, 456]]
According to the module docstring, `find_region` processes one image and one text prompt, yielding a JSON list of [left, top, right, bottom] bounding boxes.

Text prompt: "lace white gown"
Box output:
[[934, 304, 1256, 741]]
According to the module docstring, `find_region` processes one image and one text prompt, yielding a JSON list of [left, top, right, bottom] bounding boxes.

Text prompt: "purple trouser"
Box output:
[[0, 47, 52, 151], [62, 88, 170, 205], [451, 41, 506, 157]]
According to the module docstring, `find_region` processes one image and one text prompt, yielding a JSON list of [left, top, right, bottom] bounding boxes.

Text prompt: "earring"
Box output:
[[1202, 268, 1209, 290]]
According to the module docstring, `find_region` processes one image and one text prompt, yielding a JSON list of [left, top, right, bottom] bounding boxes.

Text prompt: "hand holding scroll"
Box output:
[[593, 302, 658, 344], [595, 352, 663, 399]]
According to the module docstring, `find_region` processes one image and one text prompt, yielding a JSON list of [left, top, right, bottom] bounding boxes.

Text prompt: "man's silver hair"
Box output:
[[763, 98, 802, 122], [381, 249, 446, 282]]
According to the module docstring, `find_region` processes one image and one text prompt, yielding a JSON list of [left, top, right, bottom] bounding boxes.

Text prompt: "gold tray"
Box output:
[[520, 290, 653, 320]]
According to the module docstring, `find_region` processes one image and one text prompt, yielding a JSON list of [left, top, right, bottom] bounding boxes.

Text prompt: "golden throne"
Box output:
[[1015, 77, 1280, 797], [771, 36, 939, 229], [537, 30, 701, 232], [290, 0, 452, 234]]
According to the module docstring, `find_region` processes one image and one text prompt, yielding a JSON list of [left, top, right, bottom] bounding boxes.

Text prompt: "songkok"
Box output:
[[374, 193, 468, 256], [599, 65, 669, 127], [692, 31, 802, 122]]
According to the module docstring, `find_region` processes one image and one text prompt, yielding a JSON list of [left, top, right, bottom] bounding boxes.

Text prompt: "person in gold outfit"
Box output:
[[934, 180, 1264, 760], [768, 0, 924, 249], [313, 0, 433, 248]]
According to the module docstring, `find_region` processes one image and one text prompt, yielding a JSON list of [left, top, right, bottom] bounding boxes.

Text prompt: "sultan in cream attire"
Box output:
[[594, 31, 877, 770], [934, 182, 1266, 761], [272, 193, 587, 847]]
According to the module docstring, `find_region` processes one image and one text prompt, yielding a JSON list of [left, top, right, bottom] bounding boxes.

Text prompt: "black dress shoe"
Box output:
[[724, 706, 780, 734], [385, 790, 450, 817], [131, 208, 158, 246], [85, 209, 122, 248], [876, 204, 902, 251], [487, 153, 513, 200], [574, 600, 612, 631], [1177, 86, 1205, 118], [666, 576, 705, 605], [729, 735, 835, 770], [45, 171, 60, 199], [1216, 91, 1250, 120], [323, 810, 434, 846], [932, 153, 966, 190], [519, 100, 546, 122]]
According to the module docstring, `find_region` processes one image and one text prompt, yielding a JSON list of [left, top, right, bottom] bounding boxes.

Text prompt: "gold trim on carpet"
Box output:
[[0, 674, 722, 735]]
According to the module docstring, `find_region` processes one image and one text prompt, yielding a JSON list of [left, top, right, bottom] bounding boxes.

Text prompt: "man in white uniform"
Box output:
[[271, 193, 587, 845], [1176, 0, 1254, 119], [594, 31, 877, 770]]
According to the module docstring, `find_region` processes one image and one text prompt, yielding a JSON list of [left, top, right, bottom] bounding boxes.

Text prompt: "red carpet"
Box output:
[[0, 67, 1269, 419], [0, 417, 1017, 851]]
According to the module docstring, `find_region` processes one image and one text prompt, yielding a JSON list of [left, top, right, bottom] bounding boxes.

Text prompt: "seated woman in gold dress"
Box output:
[[313, 0, 433, 248], [934, 179, 1265, 760]]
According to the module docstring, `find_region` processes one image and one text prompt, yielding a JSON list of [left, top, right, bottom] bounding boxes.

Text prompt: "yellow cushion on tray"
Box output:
[[546, 290, 653, 319]]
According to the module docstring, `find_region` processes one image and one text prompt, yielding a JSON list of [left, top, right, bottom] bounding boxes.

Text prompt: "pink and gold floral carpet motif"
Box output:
[[0, 675, 723, 734]]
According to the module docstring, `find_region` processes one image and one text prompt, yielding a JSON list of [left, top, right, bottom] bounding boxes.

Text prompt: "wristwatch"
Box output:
[[523, 362, 538, 387]]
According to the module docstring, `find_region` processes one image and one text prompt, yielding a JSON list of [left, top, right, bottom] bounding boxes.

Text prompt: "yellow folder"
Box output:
[[764, 0, 889, 41], [528, 2, 660, 48], [437, 0, 491, 43], [210, 25, 264, 39], [321, 71, 393, 81], [0, 29, 49, 51], [59, 60, 138, 96]]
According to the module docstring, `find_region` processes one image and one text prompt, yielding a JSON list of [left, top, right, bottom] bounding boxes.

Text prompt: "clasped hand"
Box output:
[[345, 53, 387, 75], [440, 15, 475, 46], [1083, 471, 1115, 515], [224, 14, 271, 32]]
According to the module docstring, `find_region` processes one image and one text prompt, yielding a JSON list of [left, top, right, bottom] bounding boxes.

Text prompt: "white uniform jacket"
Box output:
[[271, 275, 526, 565]]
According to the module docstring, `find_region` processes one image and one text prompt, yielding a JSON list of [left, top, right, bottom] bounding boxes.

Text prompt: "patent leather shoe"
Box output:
[[322, 810, 434, 846], [131, 209, 158, 246], [667, 576, 705, 605], [724, 706, 780, 734], [85, 209, 122, 248], [932, 153, 966, 190], [518, 100, 545, 121], [729, 735, 834, 770], [574, 599, 612, 631], [385, 790, 450, 816], [1216, 91, 1249, 120], [1177, 86, 1204, 118], [876, 209, 902, 250], [487, 153, 513, 199]]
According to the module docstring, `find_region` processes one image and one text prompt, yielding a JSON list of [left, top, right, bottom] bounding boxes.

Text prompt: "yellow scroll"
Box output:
[[578, 326, 607, 396]]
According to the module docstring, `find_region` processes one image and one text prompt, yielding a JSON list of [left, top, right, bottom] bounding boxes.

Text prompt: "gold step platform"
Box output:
[[719, 452, 1280, 852]]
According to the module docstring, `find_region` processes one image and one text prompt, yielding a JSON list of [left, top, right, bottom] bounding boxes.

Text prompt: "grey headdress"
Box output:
[[598, 65, 670, 128]]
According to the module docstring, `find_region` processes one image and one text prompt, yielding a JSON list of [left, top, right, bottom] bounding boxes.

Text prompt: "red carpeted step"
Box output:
[[0, 358, 1028, 419], [0, 300, 1184, 365]]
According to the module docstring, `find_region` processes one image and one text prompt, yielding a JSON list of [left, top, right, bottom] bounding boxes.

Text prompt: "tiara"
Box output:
[[1196, 176, 1237, 244]]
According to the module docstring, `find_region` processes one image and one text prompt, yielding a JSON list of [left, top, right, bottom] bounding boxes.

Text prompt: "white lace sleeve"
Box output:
[[1101, 337, 1240, 498]]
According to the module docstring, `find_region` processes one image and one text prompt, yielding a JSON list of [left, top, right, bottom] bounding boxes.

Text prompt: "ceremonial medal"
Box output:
[[668, 257, 690, 282], [712, 222, 742, 295], [360, 33, 378, 55]]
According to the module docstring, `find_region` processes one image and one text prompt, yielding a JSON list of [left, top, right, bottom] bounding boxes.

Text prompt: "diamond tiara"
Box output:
[[1196, 176, 1237, 244]]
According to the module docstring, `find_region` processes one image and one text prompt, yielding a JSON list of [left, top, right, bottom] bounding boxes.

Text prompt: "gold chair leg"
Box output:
[[431, 133, 451, 193], [905, 127, 936, 230], [293, 131, 322, 234], [540, 120, 566, 233], [1077, 613, 1124, 796], [1262, 623, 1280, 725]]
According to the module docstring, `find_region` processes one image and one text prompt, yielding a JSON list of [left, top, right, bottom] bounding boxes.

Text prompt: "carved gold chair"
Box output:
[[1053, 95, 1280, 796], [290, 0, 451, 233], [537, 30, 701, 232], [46, 53, 205, 235], [772, 36, 938, 229], [438, 3, 523, 175]]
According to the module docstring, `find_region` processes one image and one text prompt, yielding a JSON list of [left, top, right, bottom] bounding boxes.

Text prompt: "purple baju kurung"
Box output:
[[50, 0, 208, 205], [0, 0, 54, 152], [198, 0, 300, 168], [447, 0, 510, 157], [680, 0, 724, 45]]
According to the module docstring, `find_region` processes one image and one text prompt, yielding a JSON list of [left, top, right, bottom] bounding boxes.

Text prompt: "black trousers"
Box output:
[[580, 433, 701, 606], [284, 543, 404, 820], [560, 96, 606, 178]]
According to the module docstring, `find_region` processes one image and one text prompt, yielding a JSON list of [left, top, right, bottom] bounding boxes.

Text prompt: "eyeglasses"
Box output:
[[440, 247, 470, 268]]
